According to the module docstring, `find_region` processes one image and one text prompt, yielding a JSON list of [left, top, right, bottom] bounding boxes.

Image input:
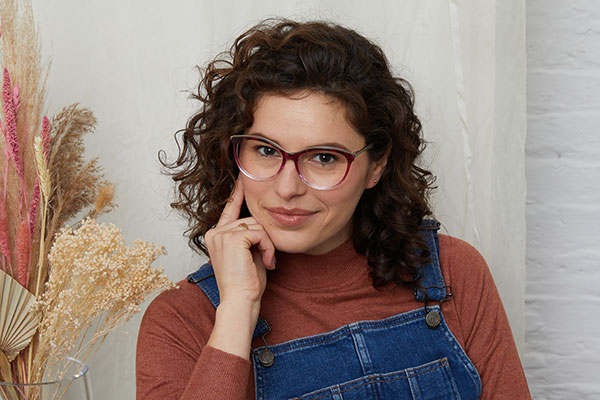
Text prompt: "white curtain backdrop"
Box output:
[[31, 1, 526, 398]]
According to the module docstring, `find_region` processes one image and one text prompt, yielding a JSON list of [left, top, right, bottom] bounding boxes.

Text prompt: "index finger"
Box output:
[[217, 178, 245, 226]]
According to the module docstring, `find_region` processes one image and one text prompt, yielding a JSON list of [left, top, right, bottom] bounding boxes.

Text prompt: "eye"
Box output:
[[309, 151, 342, 166], [254, 144, 280, 157]]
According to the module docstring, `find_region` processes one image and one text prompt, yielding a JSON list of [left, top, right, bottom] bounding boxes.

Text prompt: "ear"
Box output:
[[366, 148, 390, 189]]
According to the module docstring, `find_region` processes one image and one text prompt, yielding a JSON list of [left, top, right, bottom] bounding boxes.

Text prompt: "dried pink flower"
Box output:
[[12, 84, 20, 113], [16, 219, 31, 287], [0, 194, 13, 273], [2, 68, 23, 180]]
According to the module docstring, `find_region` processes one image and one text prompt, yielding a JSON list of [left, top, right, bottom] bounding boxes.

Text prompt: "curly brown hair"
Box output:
[[163, 18, 436, 288]]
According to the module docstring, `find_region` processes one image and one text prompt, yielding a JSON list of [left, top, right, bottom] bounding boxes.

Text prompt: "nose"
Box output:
[[273, 159, 307, 199]]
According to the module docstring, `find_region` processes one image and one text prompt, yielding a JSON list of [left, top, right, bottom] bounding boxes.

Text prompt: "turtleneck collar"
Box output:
[[267, 239, 371, 292]]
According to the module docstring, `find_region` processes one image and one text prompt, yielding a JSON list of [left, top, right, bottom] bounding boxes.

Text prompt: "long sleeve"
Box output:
[[136, 283, 252, 399], [439, 236, 531, 399]]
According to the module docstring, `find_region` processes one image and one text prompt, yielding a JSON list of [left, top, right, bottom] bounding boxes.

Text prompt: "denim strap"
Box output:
[[187, 264, 270, 340], [413, 219, 448, 302]]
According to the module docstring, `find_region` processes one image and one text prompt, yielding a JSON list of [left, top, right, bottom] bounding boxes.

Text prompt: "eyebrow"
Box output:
[[246, 132, 353, 151]]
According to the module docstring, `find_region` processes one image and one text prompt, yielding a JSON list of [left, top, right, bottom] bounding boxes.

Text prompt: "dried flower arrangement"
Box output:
[[0, 1, 174, 398]]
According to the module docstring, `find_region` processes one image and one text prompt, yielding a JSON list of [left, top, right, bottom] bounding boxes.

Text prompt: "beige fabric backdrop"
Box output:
[[32, 1, 525, 398]]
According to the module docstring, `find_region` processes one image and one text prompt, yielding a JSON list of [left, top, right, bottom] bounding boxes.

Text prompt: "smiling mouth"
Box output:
[[266, 207, 317, 227]]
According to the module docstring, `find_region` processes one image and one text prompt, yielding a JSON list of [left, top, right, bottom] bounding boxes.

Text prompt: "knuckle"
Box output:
[[205, 228, 216, 242], [221, 231, 237, 241]]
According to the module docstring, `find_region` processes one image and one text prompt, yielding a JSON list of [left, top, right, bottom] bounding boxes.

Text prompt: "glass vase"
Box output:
[[0, 357, 92, 400]]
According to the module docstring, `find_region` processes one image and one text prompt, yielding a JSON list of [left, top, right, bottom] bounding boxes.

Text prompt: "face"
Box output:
[[240, 91, 386, 255]]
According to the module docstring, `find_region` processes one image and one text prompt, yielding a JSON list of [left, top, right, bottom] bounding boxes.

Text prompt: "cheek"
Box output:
[[337, 169, 370, 203], [320, 184, 366, 219], [240, 177, 271, 222]]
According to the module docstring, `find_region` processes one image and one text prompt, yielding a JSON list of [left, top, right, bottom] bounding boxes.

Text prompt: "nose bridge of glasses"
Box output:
[[268, 153, 307, 196], [281, 150, 303, 172], [278, 152, 304, 181]]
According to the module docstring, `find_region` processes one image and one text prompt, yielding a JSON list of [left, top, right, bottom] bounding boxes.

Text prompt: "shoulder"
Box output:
[[436, 234, 501, 335], [145, 276, 212, 316], [436, 234, 507, 344], [136, 272, 234, 395], [138, 274, 217, 346], [437, 234, 491, 292], [437, 234, 487, 270]]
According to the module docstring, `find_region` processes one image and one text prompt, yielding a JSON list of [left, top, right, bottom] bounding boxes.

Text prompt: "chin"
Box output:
[[269, 232, 312, 254]]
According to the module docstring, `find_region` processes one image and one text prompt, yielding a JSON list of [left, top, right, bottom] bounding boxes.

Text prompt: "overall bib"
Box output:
[[187, 221, 482, 399]]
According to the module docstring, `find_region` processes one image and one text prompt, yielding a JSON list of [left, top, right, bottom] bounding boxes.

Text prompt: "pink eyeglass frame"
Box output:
[[231, 134, 373, 190]]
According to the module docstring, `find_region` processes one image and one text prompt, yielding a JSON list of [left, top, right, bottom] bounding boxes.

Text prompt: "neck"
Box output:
[[267, 238, 371, 292]]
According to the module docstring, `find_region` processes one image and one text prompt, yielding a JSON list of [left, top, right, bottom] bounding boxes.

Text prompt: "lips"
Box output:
[[265, 207, 317, 227]]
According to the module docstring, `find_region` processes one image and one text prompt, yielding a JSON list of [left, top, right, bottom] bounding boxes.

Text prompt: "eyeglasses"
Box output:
[[231, 134, 372, 190]]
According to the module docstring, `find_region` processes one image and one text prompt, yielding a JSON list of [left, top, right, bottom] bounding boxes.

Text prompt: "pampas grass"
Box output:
[[0, 0, 48, 149], [47, 104, 106, 226], [0, 0, 46, 287], [0, 0, 48, 291], [90, 183, 116, 218]]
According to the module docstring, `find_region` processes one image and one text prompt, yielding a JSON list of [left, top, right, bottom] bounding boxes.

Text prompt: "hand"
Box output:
[[204, 178, 276, 310]]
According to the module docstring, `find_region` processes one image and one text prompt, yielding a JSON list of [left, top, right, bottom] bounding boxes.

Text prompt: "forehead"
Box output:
[[247, 91, 365, 151]]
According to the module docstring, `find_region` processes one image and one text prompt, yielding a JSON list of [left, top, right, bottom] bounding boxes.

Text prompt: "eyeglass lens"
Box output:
[[236, 137, 349, 189]]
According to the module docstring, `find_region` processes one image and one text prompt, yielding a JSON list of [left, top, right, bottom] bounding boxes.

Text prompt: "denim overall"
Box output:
[[188, 221, 482, 399]]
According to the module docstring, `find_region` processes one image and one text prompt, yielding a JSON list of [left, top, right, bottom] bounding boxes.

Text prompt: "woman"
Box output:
[[136, 19, 530, 399]]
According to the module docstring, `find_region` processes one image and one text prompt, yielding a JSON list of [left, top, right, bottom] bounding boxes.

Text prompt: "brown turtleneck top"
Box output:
[[136, 235, 531, 399]]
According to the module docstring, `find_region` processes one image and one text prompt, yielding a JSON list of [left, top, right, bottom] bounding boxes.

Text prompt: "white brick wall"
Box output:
[[526, 1, 600, 398]]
